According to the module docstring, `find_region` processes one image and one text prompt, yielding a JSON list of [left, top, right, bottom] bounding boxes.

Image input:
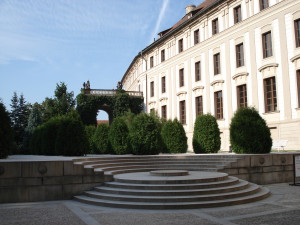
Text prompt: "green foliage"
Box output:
[[76, 92, 143, 126], [193, 114, 221, 154], [230, 107, 272, 154], [85, 125, 96, 153], [92, 124, 111, 154], [109, 117, 130, 154], [161, 119, 187, 154], [9, 92, 30, 152], [29, 114, 88, 156], [0, 102, 15, 158], [129, 113, 161, 155], [55, 117, 88, 156], [113, 91, 130, 118], [43, 82, 76, 121]]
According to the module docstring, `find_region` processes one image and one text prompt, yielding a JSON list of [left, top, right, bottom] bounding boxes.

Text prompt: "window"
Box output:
[[214, 53, 221, 75], [260, 0, 269, 11], [237, 84, 247, 108], [161, 76, 166, 93], [297, 70, 300, 107], [195, 61, 201, 81], [262, 31, 273, 58], [234, 5, 242, 24], [194, 29, 199, 45], [178, 39, 183, 53], [179, 100, 186, 124], [195, 96, 203, 116], [179, 68, 184, 87], [295, 19, 300, 48], [264, 77, 277, 112], [236, 43, 244, 67], [150, 56, 154, 68], [161, 105, 167, 119], [214, 91, 223, 119], [212, 18, 219, 35], [161, 49, 165, 62], [150, 81, 154, 97]]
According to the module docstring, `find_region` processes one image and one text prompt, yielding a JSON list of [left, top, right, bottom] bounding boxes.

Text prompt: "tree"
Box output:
[[43, 82, 76, 121], [0, 102, 15, 158], [109, 117, 130, 154], [10, 92, 30, 152], [161, 119, 187, 154], [193, 114, 221, 154], [230, 107, 272, 154], [92, 124, 111, 154]]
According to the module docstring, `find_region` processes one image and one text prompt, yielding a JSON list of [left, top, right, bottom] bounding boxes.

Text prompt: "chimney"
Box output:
[[185, 5, 196, 15]]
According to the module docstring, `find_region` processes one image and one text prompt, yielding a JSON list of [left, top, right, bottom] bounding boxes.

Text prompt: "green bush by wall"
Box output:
[[129, 113, 161, 155], [193, 114, 221, 154], [85, 125, 96, 153], [161, 119, 187, 154], [92, 124, 111, 154], [230, 107, 272, 154], [109, 117, 131, 154]]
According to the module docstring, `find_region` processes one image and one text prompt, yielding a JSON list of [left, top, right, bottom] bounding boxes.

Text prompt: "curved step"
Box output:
[[74, 187, 270, 209], [95, 179, 249, 196]]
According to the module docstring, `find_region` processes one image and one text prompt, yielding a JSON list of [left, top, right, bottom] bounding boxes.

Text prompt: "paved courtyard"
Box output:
[[0, 183, 299, 225]]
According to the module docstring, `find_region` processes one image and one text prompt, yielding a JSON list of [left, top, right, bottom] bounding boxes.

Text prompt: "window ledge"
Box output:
[[217, 119, 225, 121], [263, 110, 280, 115], [296, 108, 300, 111]]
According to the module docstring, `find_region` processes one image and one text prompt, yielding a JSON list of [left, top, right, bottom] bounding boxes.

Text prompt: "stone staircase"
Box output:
[[73, 155, 271, 209]]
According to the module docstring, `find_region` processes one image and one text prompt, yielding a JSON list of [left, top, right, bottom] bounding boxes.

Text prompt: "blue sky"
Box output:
[[0, 0, 204, 119]]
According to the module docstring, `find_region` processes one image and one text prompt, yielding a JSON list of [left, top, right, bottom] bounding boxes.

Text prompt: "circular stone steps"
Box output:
[[74, 170, 270, 209]]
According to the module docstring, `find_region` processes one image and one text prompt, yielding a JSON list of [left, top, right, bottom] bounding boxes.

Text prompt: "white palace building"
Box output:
[[121, 0, 300, 151]]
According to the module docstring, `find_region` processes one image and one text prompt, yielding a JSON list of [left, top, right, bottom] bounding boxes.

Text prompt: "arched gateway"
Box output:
[[76, 88, 144, 125]]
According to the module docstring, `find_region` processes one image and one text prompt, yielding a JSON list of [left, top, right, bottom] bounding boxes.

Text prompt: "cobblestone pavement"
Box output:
[[1, 183, 299, 225]]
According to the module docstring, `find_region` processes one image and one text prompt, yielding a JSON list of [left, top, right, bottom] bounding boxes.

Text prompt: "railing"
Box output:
[[82, 89, 143, 97]]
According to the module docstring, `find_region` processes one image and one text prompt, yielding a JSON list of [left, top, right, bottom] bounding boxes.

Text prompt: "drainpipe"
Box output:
[[140, 51, 148, 113]]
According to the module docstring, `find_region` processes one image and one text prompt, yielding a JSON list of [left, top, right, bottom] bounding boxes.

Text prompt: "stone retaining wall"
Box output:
[[0, 161, 104, 203], [220, 153, 300, 185]]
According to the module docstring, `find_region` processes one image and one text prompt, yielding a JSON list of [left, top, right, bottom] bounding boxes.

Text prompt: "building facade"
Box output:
[[121, 0, 300, 151]]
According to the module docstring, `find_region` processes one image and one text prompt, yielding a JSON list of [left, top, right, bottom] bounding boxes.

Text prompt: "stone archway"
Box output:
[[97, 104, 113, 125]]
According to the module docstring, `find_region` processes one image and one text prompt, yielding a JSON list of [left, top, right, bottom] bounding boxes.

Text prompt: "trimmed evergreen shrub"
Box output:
[[230, 107, 272, 154], [40, 117, 61, 155], [85, 125, 96, 153], [161, 119, 187, 154], [193, 114, 221, 153], [129, 113, 161, 155], [0, 102, 15, 158], [109, 117, 130, 154], [55, 117, 88, 156], [92, 124, 111, 154]]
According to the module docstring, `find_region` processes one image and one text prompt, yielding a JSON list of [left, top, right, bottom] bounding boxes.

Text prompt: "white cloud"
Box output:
[[149, 0, 170, 44]]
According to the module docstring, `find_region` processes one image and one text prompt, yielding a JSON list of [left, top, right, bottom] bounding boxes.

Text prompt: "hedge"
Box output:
[[109, 117, 130, 154]]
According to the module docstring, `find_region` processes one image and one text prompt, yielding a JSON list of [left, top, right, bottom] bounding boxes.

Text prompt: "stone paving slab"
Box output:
[[0, 183, 299, 225]]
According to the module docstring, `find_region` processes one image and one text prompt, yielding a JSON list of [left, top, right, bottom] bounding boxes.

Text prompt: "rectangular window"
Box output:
[[178, 39, 183, 53], [161, 76, 166, 93], [161, 49, 165, 62], [150, 81, 154, 97], [214, 91, 223, 119], [264, 77, 277, 112], [237, 84, 247, 108], [179, 100, 186, 124], [194, 29, 199, 45], [150, 56, 154, 68], [179, 68, 184, 87], [161, 105, 167, 119], [212, 18, 219, 35], [195, 61, 201, 81], [214, 53, 221, 75], [262, 31, 273, 58], [297, 70, 300, 107], [236, 43, 244, 67], [234, 5, 242, 24], [195, 96, 203, 116], [295, 19, 300, 48], [260, 0, 269, 11]]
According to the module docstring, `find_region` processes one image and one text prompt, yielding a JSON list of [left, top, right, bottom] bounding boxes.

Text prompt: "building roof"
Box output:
[[121, 0, 223, 83]]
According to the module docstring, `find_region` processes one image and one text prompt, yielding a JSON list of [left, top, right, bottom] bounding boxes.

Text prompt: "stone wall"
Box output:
[[0, 161, 104, 203], [220, 153, 300, 185]]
